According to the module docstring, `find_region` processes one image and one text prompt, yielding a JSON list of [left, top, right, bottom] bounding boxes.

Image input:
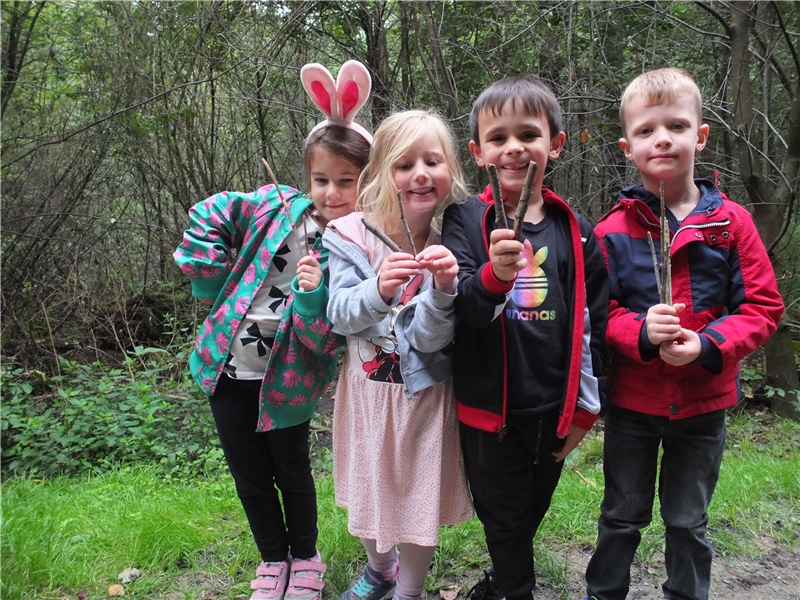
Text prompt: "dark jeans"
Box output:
[[460, 412, 565, 600], [210, 375, 318, 562], [585, 405, 726, 600]]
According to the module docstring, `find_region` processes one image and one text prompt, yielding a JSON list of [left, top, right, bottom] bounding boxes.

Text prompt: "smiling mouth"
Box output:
[[408, 187, 435, 195], [501, 162, 528, 172]]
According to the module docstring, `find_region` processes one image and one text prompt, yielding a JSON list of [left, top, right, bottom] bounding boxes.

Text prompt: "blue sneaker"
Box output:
[[338, 565, 396, 600]]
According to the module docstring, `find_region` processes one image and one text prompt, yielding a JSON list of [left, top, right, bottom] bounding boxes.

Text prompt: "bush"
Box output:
[[0, 345, 226, 478]]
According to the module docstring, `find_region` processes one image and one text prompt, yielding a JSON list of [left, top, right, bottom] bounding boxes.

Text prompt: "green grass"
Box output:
[[2, 412, 799, 599]]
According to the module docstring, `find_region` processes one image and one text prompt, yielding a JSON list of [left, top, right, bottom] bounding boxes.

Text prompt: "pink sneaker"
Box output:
[[251, 559, 290, 600], [285, 551, 327, 600]]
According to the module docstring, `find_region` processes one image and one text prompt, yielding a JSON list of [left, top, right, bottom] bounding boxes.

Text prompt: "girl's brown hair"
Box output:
[[302, 124, 372, 190]]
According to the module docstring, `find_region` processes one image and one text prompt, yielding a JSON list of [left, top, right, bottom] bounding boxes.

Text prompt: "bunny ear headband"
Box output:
[[301, 60, 373, 145]]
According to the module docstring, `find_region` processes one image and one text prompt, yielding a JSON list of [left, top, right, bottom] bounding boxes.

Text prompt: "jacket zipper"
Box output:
[[635, 206, 730, 243]]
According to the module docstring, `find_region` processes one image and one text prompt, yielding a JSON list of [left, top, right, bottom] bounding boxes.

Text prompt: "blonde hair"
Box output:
[[357, 110, 468, 231], [619, 67, 703, 134]]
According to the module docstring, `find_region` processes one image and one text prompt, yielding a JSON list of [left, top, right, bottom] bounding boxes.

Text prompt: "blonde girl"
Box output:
[[322, 110, 473, 600]]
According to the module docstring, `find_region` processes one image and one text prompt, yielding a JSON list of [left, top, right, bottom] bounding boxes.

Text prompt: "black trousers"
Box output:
[[585, 406, 726, 600], [210, 374, 318, 562], [460, 412, 565, 600]]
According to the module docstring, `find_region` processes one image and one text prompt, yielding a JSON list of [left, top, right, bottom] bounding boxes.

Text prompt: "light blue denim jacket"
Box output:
[[322, 224, 456, 398]]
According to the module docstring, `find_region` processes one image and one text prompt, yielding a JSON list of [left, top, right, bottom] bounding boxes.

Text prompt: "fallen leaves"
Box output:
[[439, 585, 459, 600]]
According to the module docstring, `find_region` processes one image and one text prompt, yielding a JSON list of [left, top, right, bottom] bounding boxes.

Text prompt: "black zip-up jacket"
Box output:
[[441, 186, 608, 437]]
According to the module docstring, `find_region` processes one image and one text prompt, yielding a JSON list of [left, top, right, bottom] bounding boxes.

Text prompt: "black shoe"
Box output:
[[466, 568, 500, 600]]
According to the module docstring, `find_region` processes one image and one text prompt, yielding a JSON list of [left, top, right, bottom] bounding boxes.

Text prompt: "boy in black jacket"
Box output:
[[441, 76, 608, 600]]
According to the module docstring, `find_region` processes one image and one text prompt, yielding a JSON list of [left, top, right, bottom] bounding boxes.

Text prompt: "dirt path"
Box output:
[[501, 545, 800, 600], [166, 545, 800, 599]]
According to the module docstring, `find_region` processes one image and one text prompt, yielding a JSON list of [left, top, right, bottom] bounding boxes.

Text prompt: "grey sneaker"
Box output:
[[338, 565, 396, 600], [285, 551, 326, 600]]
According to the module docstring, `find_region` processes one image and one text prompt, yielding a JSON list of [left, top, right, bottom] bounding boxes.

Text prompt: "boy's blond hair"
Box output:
[[357, 110, 468, 232], [619, 67, 703, 134]]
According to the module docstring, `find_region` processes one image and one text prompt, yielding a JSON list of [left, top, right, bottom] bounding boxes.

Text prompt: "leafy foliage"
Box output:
[[0, 344, 225, 478]]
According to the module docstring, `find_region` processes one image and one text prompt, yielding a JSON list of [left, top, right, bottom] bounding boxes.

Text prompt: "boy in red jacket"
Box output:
[[585, 67, 784, 600]]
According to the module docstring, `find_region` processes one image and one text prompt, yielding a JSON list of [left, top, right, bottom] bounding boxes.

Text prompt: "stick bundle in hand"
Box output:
[[396, 190, 417, 256], [512, 161, 538, 241], [487, 164, 507, 230], [659, 179, 672, 305]]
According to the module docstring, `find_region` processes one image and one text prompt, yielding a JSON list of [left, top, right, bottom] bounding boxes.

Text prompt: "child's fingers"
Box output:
[[490, 228, 517, 244], [297, 254, 320, 268]]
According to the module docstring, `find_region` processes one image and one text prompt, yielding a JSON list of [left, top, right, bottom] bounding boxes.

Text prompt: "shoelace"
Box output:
[[466, 570, 499, 600]]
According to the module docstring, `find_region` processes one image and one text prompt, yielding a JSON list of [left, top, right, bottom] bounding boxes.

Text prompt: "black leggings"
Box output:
[[210, 374, 318, 562]]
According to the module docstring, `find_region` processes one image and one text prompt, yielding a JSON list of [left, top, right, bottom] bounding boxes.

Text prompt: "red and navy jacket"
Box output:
[[441, 186, 609, 438], [595, 179, 784, 418]]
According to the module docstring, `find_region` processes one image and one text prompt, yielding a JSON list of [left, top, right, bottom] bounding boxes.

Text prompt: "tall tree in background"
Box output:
[[700, 0, 799, 413]]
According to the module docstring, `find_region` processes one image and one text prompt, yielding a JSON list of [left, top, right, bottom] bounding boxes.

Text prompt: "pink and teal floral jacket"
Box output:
[[174, 184, 343, 432]]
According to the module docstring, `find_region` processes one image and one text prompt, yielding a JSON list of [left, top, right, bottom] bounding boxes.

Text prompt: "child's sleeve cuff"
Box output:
[[291, 276, 327, 315], [573, 407, 598, 430], [191, 273, 228, 300], [480, 264, 516, 295]]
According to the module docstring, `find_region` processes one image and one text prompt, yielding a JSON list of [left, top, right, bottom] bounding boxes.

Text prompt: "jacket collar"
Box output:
[[618, 178, 723, 218]]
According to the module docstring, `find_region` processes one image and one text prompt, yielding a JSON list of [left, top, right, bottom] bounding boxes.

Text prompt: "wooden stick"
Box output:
[[362, 217, 402, 253], [646, 231, 662, 299], [659, 179, 672, 304], [396, 190, 417, 256], [487, 164, 507, 230], [512, 161, 538, 241], [261, 157, 310, 255]]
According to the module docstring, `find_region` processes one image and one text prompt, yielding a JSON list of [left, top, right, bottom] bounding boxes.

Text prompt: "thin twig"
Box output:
[[513, 161, 538, 241], [487, 164, 507, 230], [396, 190, 416, 255], [659, 179, 672, 305], [647, 231, 662, 299], [362, 217, 402, 252], [261, 157, 310, 255]]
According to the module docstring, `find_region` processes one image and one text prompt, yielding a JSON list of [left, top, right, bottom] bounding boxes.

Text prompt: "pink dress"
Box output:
[[330, 217, 473, 553]]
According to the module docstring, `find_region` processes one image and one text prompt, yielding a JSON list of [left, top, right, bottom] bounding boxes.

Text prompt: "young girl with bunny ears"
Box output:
[[174, 61, 372, 600], [322, 111, 474, 600]]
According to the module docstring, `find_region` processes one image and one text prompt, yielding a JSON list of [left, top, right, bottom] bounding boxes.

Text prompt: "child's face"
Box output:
[[619, 94, 709, 189], [469, 101, 565, 205], [392, 131, 452, 219], [309, 148, 360, 224]]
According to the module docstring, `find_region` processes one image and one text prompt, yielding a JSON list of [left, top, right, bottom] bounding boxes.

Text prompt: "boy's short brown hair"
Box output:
[[470, 76, 563, 144], [619, 67, 703, 134]]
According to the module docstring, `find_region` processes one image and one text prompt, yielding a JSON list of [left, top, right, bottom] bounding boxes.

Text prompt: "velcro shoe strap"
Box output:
[[257, 563, 287, 578], [291, 560, 327, 575], [288, 576, 325, 592], [252, 578, 282, 591]]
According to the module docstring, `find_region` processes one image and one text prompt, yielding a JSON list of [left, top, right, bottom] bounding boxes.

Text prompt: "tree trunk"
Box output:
[[729, 1, 799, 413]]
